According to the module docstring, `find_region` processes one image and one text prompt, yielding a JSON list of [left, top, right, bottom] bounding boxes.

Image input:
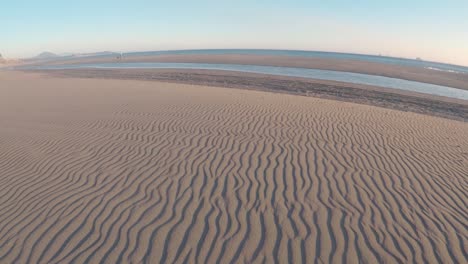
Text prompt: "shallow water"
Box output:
[[26, 62, 468, 100]]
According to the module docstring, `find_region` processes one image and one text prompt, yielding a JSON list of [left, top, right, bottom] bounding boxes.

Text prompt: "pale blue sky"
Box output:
[[2, 0, 468, 65]]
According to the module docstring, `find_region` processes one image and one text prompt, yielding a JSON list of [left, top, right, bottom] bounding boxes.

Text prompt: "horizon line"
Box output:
[[7, 48, 468, 68]]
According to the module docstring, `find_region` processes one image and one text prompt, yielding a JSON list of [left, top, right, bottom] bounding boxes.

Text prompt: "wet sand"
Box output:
[[0, 71, 467, 263]]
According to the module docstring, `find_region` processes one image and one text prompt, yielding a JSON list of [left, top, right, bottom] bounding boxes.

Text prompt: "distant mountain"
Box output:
[[59, 52, 75, 57], [0, 53, 4, 63], [35, 52, 59, 59], [28, 51, 119, 61]]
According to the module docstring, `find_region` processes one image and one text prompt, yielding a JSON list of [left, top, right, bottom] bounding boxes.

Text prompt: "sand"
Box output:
[[0, 71, 467, 263], [42, 68, 468, 122]]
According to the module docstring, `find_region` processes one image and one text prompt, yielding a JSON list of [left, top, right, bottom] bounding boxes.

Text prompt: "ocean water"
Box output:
[[28, 62, 468, 100], [121, 49, 468, 75]]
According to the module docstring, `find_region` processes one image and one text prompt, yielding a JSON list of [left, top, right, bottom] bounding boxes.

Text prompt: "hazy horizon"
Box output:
[[3, 1, 468, 66], [10, 48, 468, 69]]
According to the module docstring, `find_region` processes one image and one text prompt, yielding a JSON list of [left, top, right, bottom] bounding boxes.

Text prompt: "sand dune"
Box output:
[[0, 71, 467, 263]]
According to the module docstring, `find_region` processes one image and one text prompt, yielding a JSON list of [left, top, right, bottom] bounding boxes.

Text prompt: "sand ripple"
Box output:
[[0, 73, 467, 263]]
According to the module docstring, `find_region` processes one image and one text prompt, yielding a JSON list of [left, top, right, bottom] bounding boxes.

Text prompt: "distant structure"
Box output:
[[116, 52, 123, 61]]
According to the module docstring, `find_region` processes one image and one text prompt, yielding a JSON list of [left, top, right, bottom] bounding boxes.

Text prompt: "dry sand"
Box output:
[[42, 68, 468, 122], [0, 71, 467, 263]]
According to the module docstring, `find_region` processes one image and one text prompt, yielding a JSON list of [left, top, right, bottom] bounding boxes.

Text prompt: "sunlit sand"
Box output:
[[0, 71, 466, 263]]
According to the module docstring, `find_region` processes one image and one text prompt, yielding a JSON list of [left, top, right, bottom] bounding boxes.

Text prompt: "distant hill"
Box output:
[[27, 51, 119, 62], [35, 52, 59, 59]]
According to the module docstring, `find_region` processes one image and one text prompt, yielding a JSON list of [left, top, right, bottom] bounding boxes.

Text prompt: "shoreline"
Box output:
[[28, 68, 468, 122], [25, 54, 468, 91]]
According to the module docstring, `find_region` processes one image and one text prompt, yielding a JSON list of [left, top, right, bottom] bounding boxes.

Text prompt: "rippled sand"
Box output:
[[0, 72, 467, 263]]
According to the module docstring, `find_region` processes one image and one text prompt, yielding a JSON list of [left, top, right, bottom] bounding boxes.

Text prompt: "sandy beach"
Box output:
[[0, 71, 466, 263], [39, 68, 468, 122]]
